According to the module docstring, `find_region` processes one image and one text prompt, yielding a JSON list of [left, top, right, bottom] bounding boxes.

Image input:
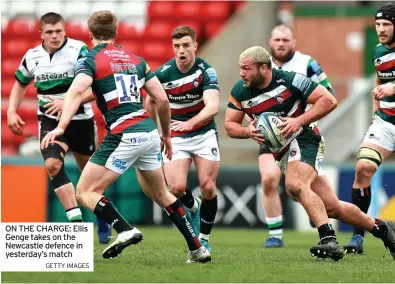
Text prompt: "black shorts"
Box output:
[[259, 144, 272, 155], [39, 115, 97, 157]]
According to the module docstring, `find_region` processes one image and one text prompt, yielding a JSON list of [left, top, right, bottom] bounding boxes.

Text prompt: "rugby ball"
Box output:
[[255, 112, 302, 152]]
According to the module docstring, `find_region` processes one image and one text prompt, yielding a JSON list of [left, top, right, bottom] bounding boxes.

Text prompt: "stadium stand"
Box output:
[[1, 0, 244, 154]]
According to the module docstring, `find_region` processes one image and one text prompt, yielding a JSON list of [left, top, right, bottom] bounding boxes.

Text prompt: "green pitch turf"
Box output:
[[2, 226, 394, 283]]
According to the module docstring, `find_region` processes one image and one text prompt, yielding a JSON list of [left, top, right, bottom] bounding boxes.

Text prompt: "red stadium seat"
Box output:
[[203, 2, 231, 21], [2, 58, 20, 78], [147, 1, 176, 20], [2, 39, 32, 57], [234, 1, 245, 11], [141, 41, 173, 61], [117, 22, 140, 41], [145, 60, 162, 73], [204, 22, 225, 40], [25, 84, 36, 98], [144, 21, 175, 40], [65, 21, 89, 43], [174, 2, 202, 20], [118, 40, 142, 55], [18, 106, 37, 121], [3, 19, 38, 38], [2, 144, 18, 155], [176, 21, 202, 39], [1, 79, 14, 98], [1, 122, 26, 146]]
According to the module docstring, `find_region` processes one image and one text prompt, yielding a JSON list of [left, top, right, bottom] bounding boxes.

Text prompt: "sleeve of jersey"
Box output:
[[140, 57, 155, 83], [306, 58, 336, 96], [74, 55, 95, 78], [202, 67, 220, 91], [15, 56, 33, 85], [291, 73, 319, 101], [77, 44, 90, 60], [227, 83, 243, 111]]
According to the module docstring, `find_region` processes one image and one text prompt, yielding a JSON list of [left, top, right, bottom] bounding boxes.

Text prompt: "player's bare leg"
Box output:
[[136, 167, 211, 263], [312, 174, 395, 260], [259, 153, 284, 248], [194, 155, 219, 252], [73, 152, 111, 244], [44, 141, 82, 222], [345, 142, 391, 253], [285, 161, 343, 261], [164, 158, 202, 234], [163, 158, 192, 197], [76, 161, 141, 259]]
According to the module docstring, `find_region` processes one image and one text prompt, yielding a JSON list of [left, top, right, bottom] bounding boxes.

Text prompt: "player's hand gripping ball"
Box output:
[[255, 112, 302, 152]]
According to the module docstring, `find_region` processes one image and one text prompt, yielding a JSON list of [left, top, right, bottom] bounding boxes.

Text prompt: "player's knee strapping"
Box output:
[[43, 143, 71, 189], [357, 147, 383, 169]]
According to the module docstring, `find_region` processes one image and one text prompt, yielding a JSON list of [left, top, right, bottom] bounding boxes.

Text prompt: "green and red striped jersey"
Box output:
[[228, 68, 320, 138], [373, 43, 395, 124], [75, 43, 156, 134], [155, 57, 219, 138]]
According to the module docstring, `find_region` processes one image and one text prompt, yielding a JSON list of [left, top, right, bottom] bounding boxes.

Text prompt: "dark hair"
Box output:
[[39, 12, 64, 30], [88, 10, 117, 40], [171, 26, 196, 41]]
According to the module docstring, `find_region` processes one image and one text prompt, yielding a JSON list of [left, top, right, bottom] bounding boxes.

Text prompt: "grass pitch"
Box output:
[[2, 226, 395, 283]]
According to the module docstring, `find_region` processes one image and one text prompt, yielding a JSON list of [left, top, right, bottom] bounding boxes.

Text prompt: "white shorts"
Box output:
[[162, 129, 220, 163], [90, 129, 162, 174], [362, 115, 395, 152]]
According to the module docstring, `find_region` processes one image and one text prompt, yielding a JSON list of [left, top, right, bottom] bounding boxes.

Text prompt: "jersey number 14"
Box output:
[[114, 74, 140, 103]]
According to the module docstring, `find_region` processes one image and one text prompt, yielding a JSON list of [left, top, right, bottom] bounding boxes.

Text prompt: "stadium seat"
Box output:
[[141, 41, 173, 61], [117, 40, 142, 55], [2, 144, 18, 155], [233, 1, 246, 11], [3, 19, 38, 38], [65, 21, 90, 42], [1, 123, 26, 146], [202, 1, 231, 21], [146, 60, 162, 73], [144, 21, 176, 40], [25, 84, 36, 98], [176, 21, 202, 39], [2, 58, 20, 79], [174, 2, 202, 20], [2, 39, 32, 59], [204, 22, 225, 40], [1, 79, 15, 98], [117, 22, 141, 41], [147, 1, 175, 20]]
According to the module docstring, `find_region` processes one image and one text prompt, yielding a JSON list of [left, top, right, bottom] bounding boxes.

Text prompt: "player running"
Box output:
[[344, 3, 395, 254], [41, 11, 211, 263], [256, 24, 336, 248], [225, 46, 395, 261], [148, 26, 220, 254]]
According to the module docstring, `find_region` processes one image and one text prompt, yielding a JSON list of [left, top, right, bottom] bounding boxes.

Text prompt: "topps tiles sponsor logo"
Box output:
[[168, 93, 201, 101], [36, 72, 68, 81], [377, 70, 395, 77]]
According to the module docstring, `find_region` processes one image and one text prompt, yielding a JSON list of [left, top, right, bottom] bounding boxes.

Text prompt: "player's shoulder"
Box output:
[[274, 68, 296, 82], [155, 58, 176, 79], [66, 38, 87, 49], [231, 79, 247, 95], [24, 43, 44, 59], [195, 57, 214, 70], [372, 43, 388, 55]]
